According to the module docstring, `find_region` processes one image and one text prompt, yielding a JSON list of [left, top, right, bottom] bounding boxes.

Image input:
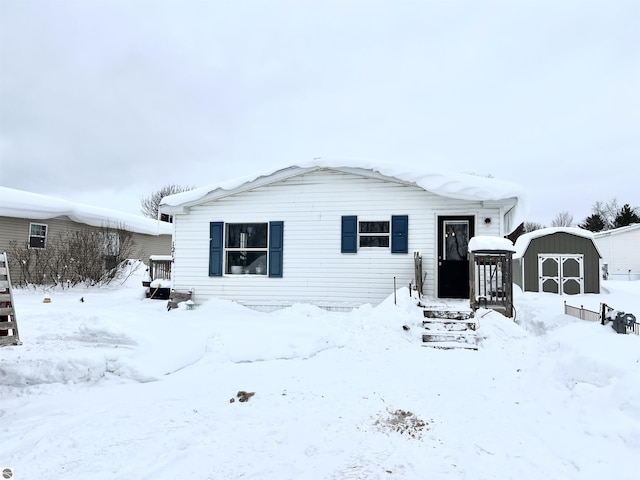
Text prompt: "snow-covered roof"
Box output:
[[593, 223, 640, 238], [469, 236, 516, 253], [160, 159, 528, 226], [513, 227, 601, 258], [0, 187, 172, 236]]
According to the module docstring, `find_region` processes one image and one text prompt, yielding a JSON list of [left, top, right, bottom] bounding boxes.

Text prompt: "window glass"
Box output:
[[104, 232, 119, 256], [360, 236, 390, 248], [29, 223, 47, 249], [443, 220, 469, 261], [226, 223, 267, 248], [358, 220, 390, 248], [225, 223, 268, 274], [359, 221, 389, 234]]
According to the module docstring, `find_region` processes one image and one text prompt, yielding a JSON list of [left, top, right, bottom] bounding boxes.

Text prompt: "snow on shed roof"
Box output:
[[161, 159, 528, 223], [0, 187, 172, 236], [513, 227, 601, 258]]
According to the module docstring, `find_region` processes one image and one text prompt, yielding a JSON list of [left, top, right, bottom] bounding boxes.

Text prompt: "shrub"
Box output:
[[8, 224, 137, 288]]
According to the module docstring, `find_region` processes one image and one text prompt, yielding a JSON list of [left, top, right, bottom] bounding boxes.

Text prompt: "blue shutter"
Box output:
[[341, 216, 357, 253], [269, 221, 284, 277], [209, 222, 223, 276], [391, 215, 408, 254]]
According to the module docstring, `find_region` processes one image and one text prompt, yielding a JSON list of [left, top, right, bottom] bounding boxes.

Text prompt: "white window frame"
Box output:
[[29, 223, 48, 249], [225, 223, 269, 275], [358, 220, 390, 248]]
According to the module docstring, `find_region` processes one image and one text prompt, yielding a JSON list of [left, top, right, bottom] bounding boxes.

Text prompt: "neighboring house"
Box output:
[[160, 162, 526, 310], [513, 227, 602, 295], [593, 224, 640, 281], [0, 187, 172, 284]]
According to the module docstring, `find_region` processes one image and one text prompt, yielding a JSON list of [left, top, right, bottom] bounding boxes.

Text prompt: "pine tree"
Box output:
[[613, 204, 640, 228], [579, 213, 606, 232]]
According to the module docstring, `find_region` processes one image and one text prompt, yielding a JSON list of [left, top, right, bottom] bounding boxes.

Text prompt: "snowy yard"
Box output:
[[2, 263, 639, 480]]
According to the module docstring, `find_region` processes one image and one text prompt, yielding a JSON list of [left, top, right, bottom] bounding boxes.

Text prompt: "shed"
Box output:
[[593, 223, 640, 280], [513, 227, 602, 294], [160, 161, 527, 310]]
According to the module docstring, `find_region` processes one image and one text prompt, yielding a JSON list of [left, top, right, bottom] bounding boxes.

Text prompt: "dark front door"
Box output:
[[437, 216, 474, 298]]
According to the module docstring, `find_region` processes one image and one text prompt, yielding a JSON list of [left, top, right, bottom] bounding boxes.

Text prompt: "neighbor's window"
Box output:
[[225, 223, 268, 274], [359, 221, 390, 248], [29, 223, 48, 249], [103, 231, 120, 270], [103, 231, 120, 256]]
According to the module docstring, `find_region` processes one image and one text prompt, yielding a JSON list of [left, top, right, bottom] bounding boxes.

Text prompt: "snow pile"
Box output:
[[160, 159, 528, 227], [1, 268, 639, 479], [0, 186, 172, 236], [469, 235, 516, 252]]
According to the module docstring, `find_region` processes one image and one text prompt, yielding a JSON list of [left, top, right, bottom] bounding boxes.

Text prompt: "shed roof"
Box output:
[[514, 227, 602, 258], [0, 187, 172, 236]]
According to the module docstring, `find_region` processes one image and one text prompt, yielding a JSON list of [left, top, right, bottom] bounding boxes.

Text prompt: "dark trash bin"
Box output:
[[149, 287, 171, 300], [611, 312, 636, 334]]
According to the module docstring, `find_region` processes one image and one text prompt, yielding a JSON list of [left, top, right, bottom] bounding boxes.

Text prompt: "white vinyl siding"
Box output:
[[171, 169, 507, 309], [594, 226, 640, 280]]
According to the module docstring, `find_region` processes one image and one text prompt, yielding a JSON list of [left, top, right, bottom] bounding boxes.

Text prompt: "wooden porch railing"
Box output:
[[469, 250, 513, 318], [413, 252, 424, 298]]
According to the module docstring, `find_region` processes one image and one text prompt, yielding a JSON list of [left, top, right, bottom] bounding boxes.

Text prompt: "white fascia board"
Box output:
[[593, 223, 640, 238]]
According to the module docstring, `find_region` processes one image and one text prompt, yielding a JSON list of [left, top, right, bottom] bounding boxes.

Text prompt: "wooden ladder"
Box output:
[[0, 252, 21, 346]]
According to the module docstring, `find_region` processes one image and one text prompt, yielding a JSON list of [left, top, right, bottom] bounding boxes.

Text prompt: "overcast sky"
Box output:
[[1, 0, 638, 225]]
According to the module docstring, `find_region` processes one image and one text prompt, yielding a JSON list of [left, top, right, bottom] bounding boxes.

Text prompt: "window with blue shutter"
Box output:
[[268, 221, 284, 277], [341, 216, 357, 253], [391, 215, 409, 253], [209, 222, 223, 276]]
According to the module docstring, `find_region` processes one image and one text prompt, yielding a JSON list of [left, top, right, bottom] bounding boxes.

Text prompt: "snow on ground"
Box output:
[[2, 264, 639, 480]]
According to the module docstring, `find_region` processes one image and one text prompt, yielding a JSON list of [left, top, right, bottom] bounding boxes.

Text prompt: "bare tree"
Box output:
[[523, 221, 545, 232], [592, 198, 619, 230], [550, 211, 574, 227], [141, 184, 194, 220]]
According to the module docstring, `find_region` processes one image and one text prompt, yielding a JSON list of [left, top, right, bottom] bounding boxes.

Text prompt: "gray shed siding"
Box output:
[[515, 232, 600, 293]]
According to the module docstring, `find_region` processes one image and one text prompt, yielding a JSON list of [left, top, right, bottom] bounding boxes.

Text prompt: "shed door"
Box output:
[[438, 216, 474, 298], [538, 254, 584, 295]]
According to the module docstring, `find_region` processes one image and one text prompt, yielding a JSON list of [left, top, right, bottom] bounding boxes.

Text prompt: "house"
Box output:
[[513, 227, 602, 295], [160, 162, 527, 310], [593, 224, 640, 280], [0, 187, 172, 285]]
